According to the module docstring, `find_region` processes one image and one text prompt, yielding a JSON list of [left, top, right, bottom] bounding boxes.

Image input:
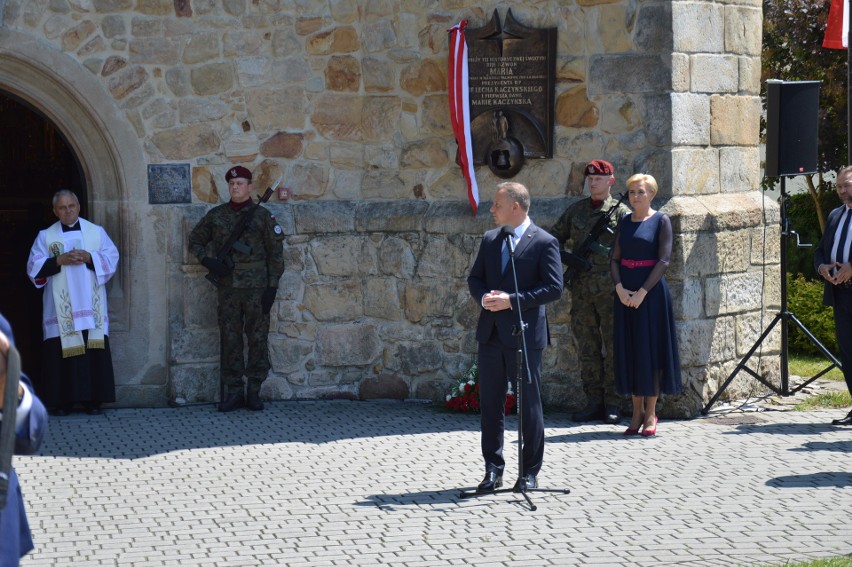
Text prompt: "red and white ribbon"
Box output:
[[824, 0, 849, 49], [448, 20, 480, 214]]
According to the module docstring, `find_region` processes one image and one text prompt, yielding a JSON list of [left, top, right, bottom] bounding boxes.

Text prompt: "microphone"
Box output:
[[500, 225, 516, 253]]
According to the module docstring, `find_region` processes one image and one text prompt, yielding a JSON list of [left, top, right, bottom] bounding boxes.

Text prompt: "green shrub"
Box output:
[[785, 190, 842, 277], [786, 273, 838, 356]]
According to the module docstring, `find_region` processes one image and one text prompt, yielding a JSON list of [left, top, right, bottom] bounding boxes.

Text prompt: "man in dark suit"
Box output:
[[467, 181, 563, 492], [0, 313, 49, 563], [815, 165, 852, 426]]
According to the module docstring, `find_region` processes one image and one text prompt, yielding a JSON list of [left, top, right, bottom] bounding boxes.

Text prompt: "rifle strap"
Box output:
[[0, 344, 21, 508]]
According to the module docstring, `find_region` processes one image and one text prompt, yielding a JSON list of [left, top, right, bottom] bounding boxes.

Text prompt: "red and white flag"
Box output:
[[448, 20, 480, 214], [824, 0, 849, 49]]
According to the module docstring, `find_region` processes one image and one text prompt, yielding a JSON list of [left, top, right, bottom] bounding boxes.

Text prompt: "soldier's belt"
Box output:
[[233, 261, 265, 269]]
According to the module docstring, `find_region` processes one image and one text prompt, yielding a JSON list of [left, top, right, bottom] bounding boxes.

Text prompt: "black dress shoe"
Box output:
[[476, 472, 503, 492], [246, 391, 264, 411], [217, 392, 245, 413], [572, 404, 604, 422], [513, 474, 537, 492], [603, 406, 621, 424], [831, 409, 852, 426]]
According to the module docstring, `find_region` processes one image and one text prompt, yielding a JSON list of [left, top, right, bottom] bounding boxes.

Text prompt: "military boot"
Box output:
[[246, 391, 264, 411], [218, 391, 245, 413]]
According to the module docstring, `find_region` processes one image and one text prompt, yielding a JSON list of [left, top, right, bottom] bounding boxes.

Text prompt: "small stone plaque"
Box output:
[[465, 9, 556, 178], [147, 163, 191, 204]]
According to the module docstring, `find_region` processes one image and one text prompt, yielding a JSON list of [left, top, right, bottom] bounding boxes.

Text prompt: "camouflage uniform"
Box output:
[[550, 195, 631, 410], [189, 202, 285, 397]]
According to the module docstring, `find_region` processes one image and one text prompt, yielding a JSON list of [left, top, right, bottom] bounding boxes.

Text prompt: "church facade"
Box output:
[[0, 0, 772, 416]]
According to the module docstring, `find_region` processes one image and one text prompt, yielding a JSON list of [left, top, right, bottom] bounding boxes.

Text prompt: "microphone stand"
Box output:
[[459, 229, 571, 511]]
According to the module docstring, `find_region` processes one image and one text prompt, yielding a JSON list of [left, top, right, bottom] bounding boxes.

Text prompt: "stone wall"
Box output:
[[0, 0, 778, 414]]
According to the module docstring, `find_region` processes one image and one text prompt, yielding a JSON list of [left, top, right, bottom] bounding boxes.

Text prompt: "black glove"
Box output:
[[261, 286, 277, 314], [201, 256, 232, 277]]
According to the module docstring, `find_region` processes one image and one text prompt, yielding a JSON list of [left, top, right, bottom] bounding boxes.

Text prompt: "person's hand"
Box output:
[[615, 283, 634, 307], [483, 290, 511, 312], [57, 249, 91, 266], [832, 262, 852, 285], [201, 256, 232, 277], [261, 287, 277, 314], [627, 288, 648, 309]]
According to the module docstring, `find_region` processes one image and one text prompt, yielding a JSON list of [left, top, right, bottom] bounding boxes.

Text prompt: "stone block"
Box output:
[[705, 270, 765, 316], [303, 279, 364, 321], [329, 143, 365, 168], [331, 169, 364, 199], [634, 2, 673, 53], [672, 2, 724, 53], [356, 200, 428, 232], [639, 94, 673, 147], [364, 278, 403, 320], [738, 55, 761, 95], [325, 54, 360, 92], [293, 201, 356, 234], [362, 56, 396, 93], [183, 275, 217, 327], [306, 26, 359, 55], [719, 146, 760, 193], [362, 96, 401, 142], [556, 85, 598, 128], [362, 19, 397, 53], [750, 224, 781, 266], [236, 56, 272, 88], [417, 235, 474, 279], [690, 54, 738, 94], [289, 161, 330, 199], [269, 338, 308, 373], [400, 58, 445, 96], [168, 363, 219, 404], [151, 123, 219, 160], [725, 6, 762, 56], [315, 324, 381, 366], [310, 235, 377, 276], [403, 282, 455, 322], [379, 237, 417, 279], [246, 86, 307, 132], [129, 37, 180, 65], [588, 54, 672, 94], [677, 316, 736, 367], [359, 374, 409, 400], [702, 192, 765, 230], [398, 341, 443, 375], [170, 327, 218, 363], [710, 95, 760, 146], [735, 312, 781, 358], [597, 4, 632, 53], [671, 93, 710, 145], [182, 31, 218, 64], [671, 147, 720, 195], [670, 232, 722, 278], [668, 278, 704, 320]]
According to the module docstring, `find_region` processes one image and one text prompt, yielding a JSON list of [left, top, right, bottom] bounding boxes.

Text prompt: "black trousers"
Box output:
[[477, 335, 544, 478], [834, 288, 852, 397]]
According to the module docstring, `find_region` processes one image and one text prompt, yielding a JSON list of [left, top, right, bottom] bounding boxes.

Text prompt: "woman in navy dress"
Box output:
[[611, 174, 682, 436]]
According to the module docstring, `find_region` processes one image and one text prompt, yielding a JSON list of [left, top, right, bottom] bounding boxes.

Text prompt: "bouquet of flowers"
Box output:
[[445, 363, 516, 415]]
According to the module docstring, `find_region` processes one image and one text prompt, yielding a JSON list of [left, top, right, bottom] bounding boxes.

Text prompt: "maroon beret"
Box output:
[[225, 166, 252, 182], [585, 159, 614, 176]]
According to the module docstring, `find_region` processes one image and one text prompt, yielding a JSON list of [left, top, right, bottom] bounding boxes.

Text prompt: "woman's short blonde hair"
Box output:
[[625, 173, 658, 196]]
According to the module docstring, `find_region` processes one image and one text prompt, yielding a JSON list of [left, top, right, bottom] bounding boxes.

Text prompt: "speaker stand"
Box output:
[[702, 177, 842, 414]]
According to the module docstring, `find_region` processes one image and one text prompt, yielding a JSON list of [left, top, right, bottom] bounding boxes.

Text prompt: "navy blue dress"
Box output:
[[612, 212, 682, 397]]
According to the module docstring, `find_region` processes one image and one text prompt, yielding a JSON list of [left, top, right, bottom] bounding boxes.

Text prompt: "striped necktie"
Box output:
[[834, 207, 852, 266]]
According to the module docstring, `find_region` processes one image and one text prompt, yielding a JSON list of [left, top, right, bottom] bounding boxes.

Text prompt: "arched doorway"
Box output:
[[0, 91, 86, 391]]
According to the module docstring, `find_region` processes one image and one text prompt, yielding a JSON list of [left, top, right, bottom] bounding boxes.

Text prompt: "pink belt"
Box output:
[[621, 259, 657, 269]]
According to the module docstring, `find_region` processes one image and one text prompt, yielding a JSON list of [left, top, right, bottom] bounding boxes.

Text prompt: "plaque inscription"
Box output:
[[465, 9, 556, 178]]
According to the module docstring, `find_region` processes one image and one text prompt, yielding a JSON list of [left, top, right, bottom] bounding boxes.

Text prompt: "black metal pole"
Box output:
[[779, 177, 790, 395]]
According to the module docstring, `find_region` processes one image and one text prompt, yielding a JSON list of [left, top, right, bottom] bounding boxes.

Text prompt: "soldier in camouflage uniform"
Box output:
[[189, 166, 285, 412], [549, 160, 631, 424]]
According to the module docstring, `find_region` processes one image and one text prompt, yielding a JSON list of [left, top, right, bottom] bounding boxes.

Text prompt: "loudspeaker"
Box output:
[[765, 80, 820, 177]]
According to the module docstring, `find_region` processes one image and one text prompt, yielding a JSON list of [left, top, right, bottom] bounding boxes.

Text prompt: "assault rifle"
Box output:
[[204, 175, 282, 287], [561, 191, 628, 287]]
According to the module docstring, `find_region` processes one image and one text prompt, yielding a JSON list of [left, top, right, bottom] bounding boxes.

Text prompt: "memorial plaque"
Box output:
[[465, 9, 556, 178], [147, 163, 191, 204]]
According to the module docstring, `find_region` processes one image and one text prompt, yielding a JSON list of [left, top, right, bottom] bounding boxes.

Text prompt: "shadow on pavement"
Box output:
[[37, 400, 482, 460], [767, 472, 852, 488]]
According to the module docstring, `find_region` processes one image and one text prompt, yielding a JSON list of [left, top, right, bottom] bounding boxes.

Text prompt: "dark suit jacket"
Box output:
[[0, 314, 48, 564], [467, 222, 563, 350], [814, 204, 852, 307]]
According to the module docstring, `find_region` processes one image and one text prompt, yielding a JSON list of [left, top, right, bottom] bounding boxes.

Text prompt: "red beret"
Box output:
[[585, 159, 614, 176], [225, 166, 252, 182]]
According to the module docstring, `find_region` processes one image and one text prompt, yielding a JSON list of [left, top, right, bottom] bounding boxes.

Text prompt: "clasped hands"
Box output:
[[616, 283, 647, 309], [57, 248, 91, 266], [482, 290, 511, 312], [818, 262, 852, 285]]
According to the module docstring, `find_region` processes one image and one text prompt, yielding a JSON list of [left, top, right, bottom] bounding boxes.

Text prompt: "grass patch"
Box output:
[[761, 557, 852, 567], [794, 391, 852, 411], [789, 353, 845, 382]]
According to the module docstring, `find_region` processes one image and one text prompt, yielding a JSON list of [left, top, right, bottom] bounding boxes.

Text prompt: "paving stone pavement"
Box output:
[[13, 396, 852, 567]]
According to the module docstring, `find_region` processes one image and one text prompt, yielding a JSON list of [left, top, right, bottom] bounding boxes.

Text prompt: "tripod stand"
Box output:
[[459, 229, 570, 510], [703, 176, 842, 414]]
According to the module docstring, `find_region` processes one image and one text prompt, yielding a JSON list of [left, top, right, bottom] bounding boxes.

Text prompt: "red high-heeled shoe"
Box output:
[[641, 415, 658, 437], [624, 413, 644, 436]]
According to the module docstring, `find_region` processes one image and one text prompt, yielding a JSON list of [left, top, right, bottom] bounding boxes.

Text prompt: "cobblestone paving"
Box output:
[[15, 399, 852, 566]]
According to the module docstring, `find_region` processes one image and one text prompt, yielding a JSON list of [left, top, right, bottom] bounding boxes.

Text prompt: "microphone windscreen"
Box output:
[[500, 225, 514, 237]]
